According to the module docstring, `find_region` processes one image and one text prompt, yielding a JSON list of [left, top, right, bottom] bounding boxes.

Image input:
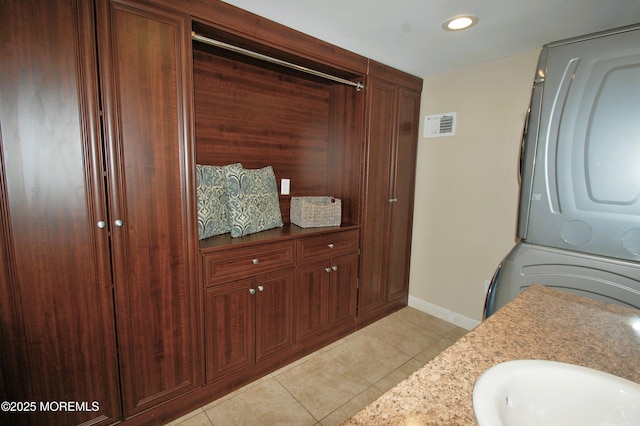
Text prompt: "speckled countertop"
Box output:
[[344, 285, 640, 425]]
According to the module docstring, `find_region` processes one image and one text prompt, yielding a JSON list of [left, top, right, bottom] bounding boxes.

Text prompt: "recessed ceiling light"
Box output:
[[442, 15, 479, 31]]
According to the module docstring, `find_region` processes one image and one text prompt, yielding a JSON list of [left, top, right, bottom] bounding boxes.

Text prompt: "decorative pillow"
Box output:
[[196, 163, 243, 240], [226, 165, 283, 238]]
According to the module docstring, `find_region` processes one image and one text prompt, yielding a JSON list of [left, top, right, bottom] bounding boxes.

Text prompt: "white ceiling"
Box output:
[[220, 0, 640, 77]]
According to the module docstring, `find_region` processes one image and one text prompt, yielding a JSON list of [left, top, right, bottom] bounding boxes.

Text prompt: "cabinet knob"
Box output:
[[328, 243, 334, 249], [388, 198, 398, 203], [325, 267, 331, 273], [249, 288, 256, 295], [332, 265, 338, 271], [258, 285, 264, 292], [252, 258, 259, 265], [97, 220, 106, 229], [114, 219, 123, 227]]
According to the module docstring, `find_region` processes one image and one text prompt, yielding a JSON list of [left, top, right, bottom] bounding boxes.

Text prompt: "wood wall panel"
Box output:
[[194, 46, 339, 221], [328, 85, 365, 225]]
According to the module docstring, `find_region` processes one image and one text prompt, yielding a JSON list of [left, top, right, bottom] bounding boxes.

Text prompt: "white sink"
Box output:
[[473, 359, 640, 426]]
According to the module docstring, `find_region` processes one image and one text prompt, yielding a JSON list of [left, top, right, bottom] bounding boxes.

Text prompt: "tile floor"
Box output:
[[166, 307, 468, 426]]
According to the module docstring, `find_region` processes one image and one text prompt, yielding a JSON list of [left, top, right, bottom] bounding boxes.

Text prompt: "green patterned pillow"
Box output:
[[196, 163, 243, 240], [226, 165, 283, 238]]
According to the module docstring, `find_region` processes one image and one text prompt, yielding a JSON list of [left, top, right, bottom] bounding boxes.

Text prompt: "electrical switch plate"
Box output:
[[281, 178, 290, 195]]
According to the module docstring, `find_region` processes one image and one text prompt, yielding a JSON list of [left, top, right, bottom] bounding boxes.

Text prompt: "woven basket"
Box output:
[[290, 196, 341, 228]]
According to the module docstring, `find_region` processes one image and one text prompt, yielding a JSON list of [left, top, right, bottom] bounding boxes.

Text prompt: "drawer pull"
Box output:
[[328, 243, 334, 249], [252, 258, 260, 265], [249, 288, 256, 295]]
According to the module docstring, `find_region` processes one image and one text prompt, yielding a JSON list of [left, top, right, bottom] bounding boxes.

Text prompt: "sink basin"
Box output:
[[473, 359, 640, 426]]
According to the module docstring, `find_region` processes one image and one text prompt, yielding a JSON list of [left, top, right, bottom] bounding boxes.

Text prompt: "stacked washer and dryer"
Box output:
[[485, 24, 640, 317]]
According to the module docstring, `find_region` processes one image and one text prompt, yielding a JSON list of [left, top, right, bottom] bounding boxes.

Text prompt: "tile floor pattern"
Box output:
[[165, 307, 468, 426]]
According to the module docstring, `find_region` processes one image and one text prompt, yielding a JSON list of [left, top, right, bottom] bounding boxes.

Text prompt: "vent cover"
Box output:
[[424, 112, 457, 138]]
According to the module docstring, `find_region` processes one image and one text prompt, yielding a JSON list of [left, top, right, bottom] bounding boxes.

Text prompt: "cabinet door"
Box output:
[[296, 261, 329, 342], [205, 279, 256, 383], [328, 254, 359, 327], [95, 0, 198, 416], [360, 77, 397, 313], [255, 269, 295, 361], [387, 88, 420, 302], [0, 1, 121, 424]]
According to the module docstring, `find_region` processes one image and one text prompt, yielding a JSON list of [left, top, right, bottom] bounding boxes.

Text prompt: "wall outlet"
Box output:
[[281, 178, 290, 195]]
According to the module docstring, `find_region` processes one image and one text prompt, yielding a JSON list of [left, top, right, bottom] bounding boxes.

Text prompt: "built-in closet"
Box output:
[[0, 0, 422, 424], [1, 1, 198, 424], [359, 61, 423, 327], [191, 13, 366, 397]]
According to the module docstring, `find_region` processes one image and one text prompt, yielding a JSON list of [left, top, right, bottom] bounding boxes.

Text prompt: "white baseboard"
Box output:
[[408, 295, 480, 331]]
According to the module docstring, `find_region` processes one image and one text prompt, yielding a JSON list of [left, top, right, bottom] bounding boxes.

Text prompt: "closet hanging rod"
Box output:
[[192, 32, 364, 91]]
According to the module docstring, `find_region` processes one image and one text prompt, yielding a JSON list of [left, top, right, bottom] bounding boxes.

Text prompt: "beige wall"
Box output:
[[408, 50, 540, 327]]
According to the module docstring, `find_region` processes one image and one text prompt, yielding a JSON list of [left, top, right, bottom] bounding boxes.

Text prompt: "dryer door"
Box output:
[[524, 27, 640, 262]]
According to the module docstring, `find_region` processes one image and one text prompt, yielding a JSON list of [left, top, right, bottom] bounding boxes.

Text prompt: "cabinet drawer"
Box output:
[[203, 241, 295, 286], [296, 229, 359, 264]]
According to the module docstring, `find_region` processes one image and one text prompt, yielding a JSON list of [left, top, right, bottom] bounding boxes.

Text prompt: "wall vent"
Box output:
[[424, 112, 457, 138]]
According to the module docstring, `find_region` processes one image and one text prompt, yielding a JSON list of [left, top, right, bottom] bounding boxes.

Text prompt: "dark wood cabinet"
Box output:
[[200, 227, 359, 393], [255, 270, 296, 361], [96, 0, 199, 416], [359, 62, 422, 328], [1, 0, 421, 423], [296, 261, 330, 340], [296, 253, 359, 340], [205, 278, 256, 382], [328, 253, 359, 326], [295, 230, 359, 342], [387, 88, 421, 301], [203, 243, 295, 383], [1, 0, 198, 423], [0, 1, 122, 424]]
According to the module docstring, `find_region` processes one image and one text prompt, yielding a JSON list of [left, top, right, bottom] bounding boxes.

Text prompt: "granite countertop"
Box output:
[[344, 285, 640, 425]]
